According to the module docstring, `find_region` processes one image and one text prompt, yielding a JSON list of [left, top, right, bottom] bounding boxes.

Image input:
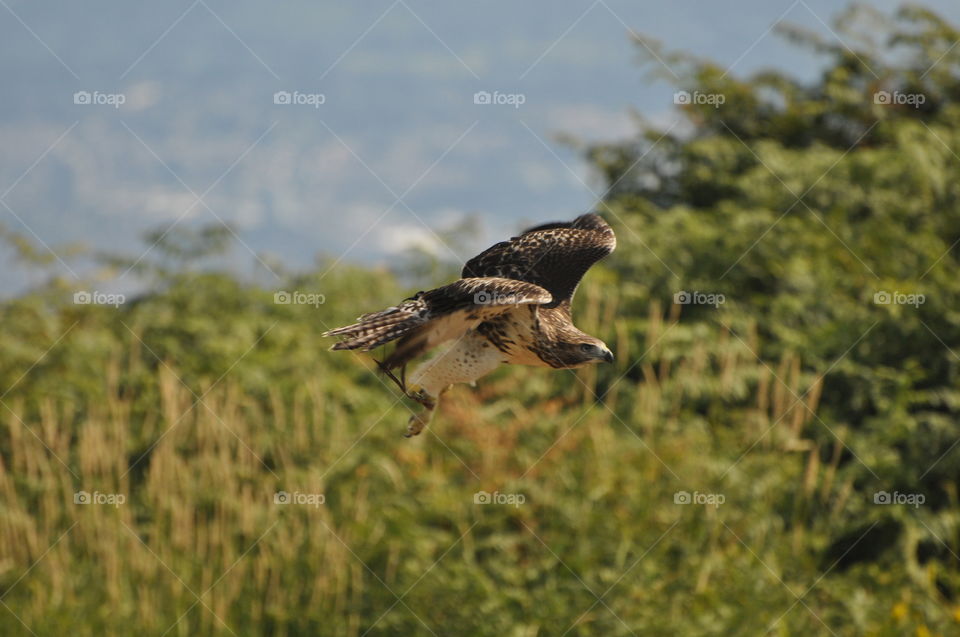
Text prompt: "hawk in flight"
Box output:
[[324, 213, 616, 437]]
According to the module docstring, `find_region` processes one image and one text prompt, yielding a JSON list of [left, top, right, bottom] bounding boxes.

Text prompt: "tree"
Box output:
[[588, 2, 960, 594]]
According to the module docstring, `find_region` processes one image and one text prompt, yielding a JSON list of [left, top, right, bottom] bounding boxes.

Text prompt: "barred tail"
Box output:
[[323, 304, 425, 352]]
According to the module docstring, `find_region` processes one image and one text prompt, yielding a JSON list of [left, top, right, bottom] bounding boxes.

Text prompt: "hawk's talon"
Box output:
[[402, 384, 436, 437], [404, 410, 432, 437], [406, 389, 435, 409]]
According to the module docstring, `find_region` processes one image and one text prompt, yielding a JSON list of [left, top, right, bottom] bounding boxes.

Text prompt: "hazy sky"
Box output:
[[2, 0, 958, 293]]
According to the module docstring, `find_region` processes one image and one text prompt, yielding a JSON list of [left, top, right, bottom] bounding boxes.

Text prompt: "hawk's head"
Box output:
[[554, 336, 614, 368]]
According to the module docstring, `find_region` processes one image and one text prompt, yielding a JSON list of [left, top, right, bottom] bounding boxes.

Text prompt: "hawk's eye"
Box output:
[[580, 343, 594, 353]]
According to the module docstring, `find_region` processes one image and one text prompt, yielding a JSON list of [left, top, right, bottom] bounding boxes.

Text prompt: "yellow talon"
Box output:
[[404, 411, 431, 437], [402, 385, 437, 437], [405, 386, 435, 409]]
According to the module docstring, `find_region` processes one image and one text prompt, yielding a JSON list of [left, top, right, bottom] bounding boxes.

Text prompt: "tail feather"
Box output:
[[323, 303, 426, 352]]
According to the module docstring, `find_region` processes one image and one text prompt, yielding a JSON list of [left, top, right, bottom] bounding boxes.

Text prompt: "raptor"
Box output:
[[324, 213, 616, 437]]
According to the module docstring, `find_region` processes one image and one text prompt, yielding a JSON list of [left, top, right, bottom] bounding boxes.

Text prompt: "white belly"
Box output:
[[409, 330, 505, 397]]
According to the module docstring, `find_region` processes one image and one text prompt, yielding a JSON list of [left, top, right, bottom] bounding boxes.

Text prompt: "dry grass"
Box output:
[[0, 296, 898, 636]]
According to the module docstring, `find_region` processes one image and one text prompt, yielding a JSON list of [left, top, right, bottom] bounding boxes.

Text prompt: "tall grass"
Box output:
[[0, 273, 941, 636]]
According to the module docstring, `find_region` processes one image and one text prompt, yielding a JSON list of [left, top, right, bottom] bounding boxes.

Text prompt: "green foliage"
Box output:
[[2, 4, 960, 635]]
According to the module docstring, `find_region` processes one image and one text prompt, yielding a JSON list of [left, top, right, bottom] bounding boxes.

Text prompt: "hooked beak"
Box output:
[[601, 348, 614, 363]]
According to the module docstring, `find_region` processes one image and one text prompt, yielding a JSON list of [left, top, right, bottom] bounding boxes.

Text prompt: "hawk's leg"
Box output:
[[373, 357, 436, 436], [401, 333, 504, 437], [404, 392, 437, 438], [406, 387, 434, 408], [375, 359, 407, 394]]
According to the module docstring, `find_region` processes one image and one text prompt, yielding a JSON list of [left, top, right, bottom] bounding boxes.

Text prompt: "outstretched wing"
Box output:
[[461, 213, 615, 307], [323, 277, 552, 368]]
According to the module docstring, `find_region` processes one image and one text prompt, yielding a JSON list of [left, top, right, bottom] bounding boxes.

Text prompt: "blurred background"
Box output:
[[3, 1, 960, 635]]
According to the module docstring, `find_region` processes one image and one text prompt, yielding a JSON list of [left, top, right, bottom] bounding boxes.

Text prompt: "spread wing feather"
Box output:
[[323, 277, 552, 368], [461, 213, 615, 307]]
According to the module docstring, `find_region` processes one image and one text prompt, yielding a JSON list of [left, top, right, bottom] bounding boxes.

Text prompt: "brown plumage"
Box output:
[[325, 277, 552, 368], [323, 213, 616, 436]]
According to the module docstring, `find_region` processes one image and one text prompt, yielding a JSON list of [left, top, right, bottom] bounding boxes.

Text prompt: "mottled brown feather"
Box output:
[[461, 213, 616, 308], [323, 277, 551, 367]]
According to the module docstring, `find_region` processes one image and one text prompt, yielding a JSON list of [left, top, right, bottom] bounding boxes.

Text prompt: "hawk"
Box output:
[[323, 213, 616, 437]]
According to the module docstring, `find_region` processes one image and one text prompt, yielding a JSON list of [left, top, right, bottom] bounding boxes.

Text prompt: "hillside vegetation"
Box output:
[[2, 5, 960, 635]]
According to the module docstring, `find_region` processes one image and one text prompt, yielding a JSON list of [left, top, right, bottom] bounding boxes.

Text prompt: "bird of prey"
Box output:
[[323, 213, 616, 437]]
